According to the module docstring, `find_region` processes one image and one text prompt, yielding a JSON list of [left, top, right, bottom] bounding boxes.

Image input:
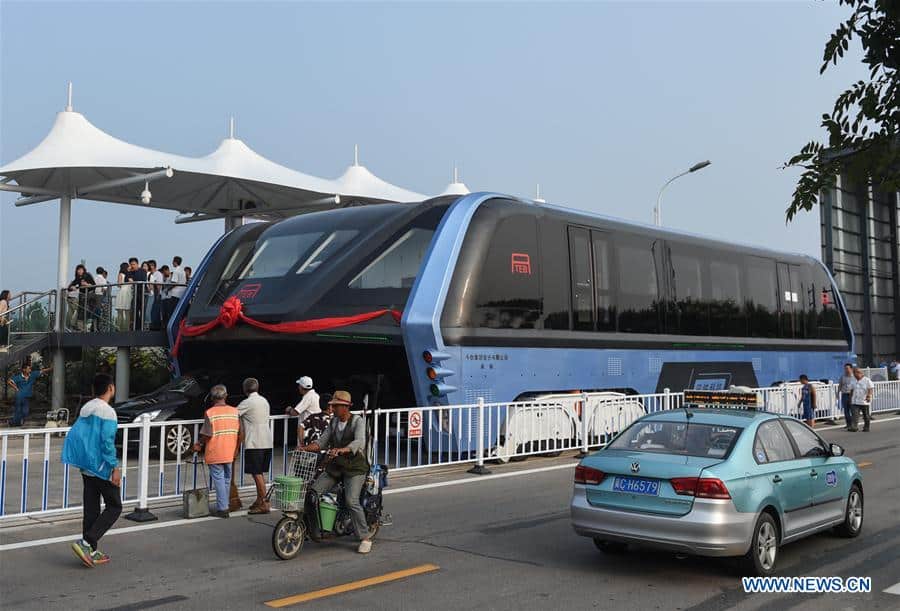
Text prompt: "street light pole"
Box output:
[[653, 160, 711, 226]]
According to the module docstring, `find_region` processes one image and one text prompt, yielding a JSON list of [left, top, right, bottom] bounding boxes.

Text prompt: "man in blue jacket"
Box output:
[[62, 373, 121, 567]]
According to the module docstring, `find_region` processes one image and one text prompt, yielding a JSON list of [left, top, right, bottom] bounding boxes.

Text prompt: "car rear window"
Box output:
[[609, 420, 743, 458]]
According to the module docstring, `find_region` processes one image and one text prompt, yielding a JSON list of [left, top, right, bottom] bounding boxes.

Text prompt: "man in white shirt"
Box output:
[[237, 377, 274, 513], [286, 376, 320, 442], [93, 267, 108, 331], [164, 256, 187, 327], [850, 367, 875, 432]]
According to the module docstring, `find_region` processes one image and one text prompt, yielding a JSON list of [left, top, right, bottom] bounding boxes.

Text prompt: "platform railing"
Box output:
[[2, 290, 57, 350], [60, 281, 187, 334], [1, 382, 898, 520]]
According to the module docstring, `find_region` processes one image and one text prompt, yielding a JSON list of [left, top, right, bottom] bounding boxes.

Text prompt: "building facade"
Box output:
[[820, 176, 900, 365]]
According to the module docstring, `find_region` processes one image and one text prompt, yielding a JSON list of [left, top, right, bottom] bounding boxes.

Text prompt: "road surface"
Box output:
[[1, 418, 899, 610]]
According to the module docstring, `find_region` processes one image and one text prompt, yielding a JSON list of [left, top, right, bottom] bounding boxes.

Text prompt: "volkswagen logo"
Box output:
[[631, 462, 640, 473]]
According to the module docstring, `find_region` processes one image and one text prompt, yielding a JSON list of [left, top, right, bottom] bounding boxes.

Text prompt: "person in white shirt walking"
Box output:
[[238, 377, 274, 514], [850, 366, 875, 432], [286, 376, 320, 444]]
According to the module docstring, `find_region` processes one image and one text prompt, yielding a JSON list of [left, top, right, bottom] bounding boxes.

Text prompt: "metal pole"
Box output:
[[115, 347, 130, 403], [51, 195, 71, 411], [578, 392, 590, 457], [125, 413, 158, 522], [467, 398, 490, 475]]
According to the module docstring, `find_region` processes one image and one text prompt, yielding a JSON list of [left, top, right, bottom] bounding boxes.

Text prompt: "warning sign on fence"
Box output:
[[408, 409, 423, 438]]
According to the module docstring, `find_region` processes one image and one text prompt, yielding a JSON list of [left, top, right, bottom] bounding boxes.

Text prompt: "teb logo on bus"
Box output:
[[510, 253, 532, 275]]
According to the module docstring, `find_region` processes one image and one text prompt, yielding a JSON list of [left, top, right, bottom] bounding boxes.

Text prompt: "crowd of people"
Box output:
[[62, 256, 192, 332], [61, 373, 375, 569]]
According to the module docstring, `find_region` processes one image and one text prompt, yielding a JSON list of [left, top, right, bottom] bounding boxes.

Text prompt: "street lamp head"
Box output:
[[689, 160, 711, 173]]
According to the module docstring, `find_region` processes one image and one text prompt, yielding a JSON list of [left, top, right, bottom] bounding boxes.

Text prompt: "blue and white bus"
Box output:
[[169, 193, 853, 411]]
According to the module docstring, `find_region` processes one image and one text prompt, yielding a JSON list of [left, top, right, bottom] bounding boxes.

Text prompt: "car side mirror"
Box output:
[[830, 443, 844, 457]]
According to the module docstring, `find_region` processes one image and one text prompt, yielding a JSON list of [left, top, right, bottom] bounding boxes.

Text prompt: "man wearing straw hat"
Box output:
[[301, 390, 373, 554]]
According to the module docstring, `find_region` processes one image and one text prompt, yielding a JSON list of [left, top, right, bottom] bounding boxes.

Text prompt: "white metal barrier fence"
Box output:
[[2, 382, 898, 520]]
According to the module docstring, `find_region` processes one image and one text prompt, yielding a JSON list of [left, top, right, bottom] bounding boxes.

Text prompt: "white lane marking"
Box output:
[[0, 510, 248, 551], [0, 463, 576, 551], [885, 581, 900, 595], [383, 463, 575, 496], [817, 415, 900, 432]]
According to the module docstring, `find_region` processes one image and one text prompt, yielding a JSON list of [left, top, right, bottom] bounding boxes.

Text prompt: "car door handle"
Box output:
[[810, 470, 818, 478], [772, 475, 783, 483]]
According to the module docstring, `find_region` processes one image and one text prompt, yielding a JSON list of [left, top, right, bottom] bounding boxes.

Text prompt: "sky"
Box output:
[[0, 1, 866, 293]]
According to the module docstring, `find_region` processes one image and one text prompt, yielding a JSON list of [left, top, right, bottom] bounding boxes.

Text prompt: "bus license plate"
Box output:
[[613, 476, 660, 496]]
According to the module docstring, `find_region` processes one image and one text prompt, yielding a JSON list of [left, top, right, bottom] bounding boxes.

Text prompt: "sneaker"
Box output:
[[357, 539, 372, 554], [91, 550, 110, 565], [71, 540, 95, 568]]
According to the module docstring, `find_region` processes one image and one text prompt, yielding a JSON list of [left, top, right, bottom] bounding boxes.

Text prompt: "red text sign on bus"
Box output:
[[408, 409, 423, 438], [511, 253, 532, 275]]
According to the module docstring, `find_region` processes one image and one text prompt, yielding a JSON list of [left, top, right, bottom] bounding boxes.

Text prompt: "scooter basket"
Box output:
[[272, 476, 306, 511]]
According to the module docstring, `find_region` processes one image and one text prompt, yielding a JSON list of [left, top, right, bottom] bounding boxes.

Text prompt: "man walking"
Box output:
[[62, 374, 121, 567], [301, 391, 374, 554], [850, 366, 875, 432], [838, 363, 855, 430], [238, 378, 273, 514], [192, 385, 240, 517], [7, 362, 52, 426]]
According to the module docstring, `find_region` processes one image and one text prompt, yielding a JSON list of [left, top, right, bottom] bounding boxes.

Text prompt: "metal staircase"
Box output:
[[0, 290, 56, 370]]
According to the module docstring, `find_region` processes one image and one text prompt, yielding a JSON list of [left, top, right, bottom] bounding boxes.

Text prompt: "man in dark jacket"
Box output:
[[301, 391, 373, 554]]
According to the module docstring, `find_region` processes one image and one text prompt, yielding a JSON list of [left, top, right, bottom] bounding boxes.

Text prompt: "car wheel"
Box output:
[[163, 424, 194, 460], [835, 484, 863, 538], [743, 513, 779, 576], [593, 538, 627, 554]]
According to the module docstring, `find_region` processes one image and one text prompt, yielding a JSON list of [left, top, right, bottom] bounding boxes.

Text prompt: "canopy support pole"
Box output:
[[224, 216, 244, 232], [51, 194, 71, 411]]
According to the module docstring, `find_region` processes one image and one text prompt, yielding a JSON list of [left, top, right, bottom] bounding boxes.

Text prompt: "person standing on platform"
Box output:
[[238, 378, 273, 514], [184, 266, 193, 284], [126, 257, 147, 330], [0, 290, 10, 350], [166, 256, 187, 326], [192, 385, 240, 518], [146, 260, 164, 330], [63, 374, 121, 568], [93, 267, 108, 332]]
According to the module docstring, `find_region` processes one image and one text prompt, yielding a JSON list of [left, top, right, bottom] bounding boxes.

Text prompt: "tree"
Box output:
[[785, 0, 899, 221]]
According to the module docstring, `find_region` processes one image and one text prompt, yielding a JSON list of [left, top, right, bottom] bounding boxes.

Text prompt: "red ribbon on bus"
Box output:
[[171, 296, 402, 357]]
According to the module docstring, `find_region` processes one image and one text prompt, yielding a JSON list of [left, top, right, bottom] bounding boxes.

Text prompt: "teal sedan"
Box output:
[[570, 407, 863, 575]]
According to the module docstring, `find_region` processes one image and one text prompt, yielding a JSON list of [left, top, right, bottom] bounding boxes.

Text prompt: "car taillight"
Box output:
[[670, 477, 731, 499], [575, 465, 605, 485]]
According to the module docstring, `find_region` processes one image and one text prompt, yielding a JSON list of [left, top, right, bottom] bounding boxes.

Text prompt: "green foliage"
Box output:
[[785, 0, 899, 221]]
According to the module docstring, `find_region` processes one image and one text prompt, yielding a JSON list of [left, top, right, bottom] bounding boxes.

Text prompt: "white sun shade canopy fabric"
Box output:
[[0, 109, 427, 221]]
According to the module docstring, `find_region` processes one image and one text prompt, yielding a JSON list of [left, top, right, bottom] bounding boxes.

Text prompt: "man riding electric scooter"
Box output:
[[299, 391, 375, 554]]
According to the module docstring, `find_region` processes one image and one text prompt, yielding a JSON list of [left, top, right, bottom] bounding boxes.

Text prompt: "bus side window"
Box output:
[[568, 226, 594, 331], [615, 235, 661, 334]]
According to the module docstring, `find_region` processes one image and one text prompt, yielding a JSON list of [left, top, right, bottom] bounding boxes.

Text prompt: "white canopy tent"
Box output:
[[0, 84, 440, 408]]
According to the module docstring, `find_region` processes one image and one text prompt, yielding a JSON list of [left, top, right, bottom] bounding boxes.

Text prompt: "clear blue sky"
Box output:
[[0, 1, 864, 292]]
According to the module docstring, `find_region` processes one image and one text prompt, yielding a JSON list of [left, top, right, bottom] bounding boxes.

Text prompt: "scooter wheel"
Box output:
[[272, 516, 305, 560]]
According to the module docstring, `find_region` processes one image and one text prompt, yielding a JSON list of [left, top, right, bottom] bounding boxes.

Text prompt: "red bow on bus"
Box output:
[[171, 296, 401, 357]]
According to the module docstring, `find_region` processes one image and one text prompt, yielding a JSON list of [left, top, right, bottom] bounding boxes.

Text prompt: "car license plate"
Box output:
[[612, 476, 660, 496]]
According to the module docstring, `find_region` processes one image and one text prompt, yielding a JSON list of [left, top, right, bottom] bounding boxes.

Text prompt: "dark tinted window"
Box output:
[[472, 214, 542, 329], [709, 257, 747, 336], [753, 420, 796, 463], [592, 232, 616, 331], [782, 419, 828, 457], [745, 257, 779, 338], [569, 227, 594, 331], [541, 220, 570, 330], [616, 236, 661, 333], [668, 244, 709, 335], [811, 265, 845, 340]]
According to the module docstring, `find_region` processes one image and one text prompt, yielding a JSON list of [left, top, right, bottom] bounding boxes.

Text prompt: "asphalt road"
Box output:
[[1, 419, 899, 611]]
